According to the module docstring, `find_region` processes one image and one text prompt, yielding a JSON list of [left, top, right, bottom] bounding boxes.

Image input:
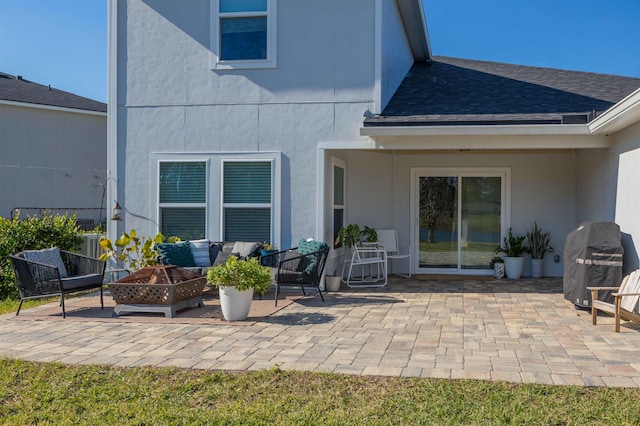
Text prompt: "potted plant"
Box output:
[[335, 224, 362, 248], [526, 222, 553, 278], [495, 228, 529, 279], [207, 256, 271, 321], [335, 224, 378, 283], [361, 226, 378, 244], [260, 242, 278, 257], [490, 256, 505, 279]]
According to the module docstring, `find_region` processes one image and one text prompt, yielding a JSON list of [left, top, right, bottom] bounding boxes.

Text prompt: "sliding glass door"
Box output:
[[416, 169, 507, 274]]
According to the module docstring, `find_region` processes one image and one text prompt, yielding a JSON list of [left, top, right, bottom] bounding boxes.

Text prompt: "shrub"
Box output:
[[207, 256, 271, 295], [0, 213, 82, 299]]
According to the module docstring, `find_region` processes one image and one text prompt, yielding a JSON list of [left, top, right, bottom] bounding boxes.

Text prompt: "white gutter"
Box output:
[[0, 99, 106, 117], [361, 123, 591, 137], [589, 88, 640, 135]]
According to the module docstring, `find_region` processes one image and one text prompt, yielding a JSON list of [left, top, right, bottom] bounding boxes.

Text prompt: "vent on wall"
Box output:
[[561, 112, 595, 124]]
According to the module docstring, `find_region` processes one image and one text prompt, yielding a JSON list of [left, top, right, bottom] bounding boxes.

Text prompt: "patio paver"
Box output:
[[1, 277, 640, 387]]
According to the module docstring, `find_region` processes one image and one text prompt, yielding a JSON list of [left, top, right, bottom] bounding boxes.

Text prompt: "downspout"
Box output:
[[107, 0, 119, 245], [373, 0, 383, 114]]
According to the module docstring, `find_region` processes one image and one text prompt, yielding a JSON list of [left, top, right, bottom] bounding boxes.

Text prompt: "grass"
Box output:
[[1, 358, 640, 425], [0, 296, 58, 315]]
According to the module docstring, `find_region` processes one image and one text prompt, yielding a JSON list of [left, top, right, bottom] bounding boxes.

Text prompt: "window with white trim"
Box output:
[[211, 0, 277, 70], [332, 158, 346, 248], [222, 160, 273, 243], [158, 161, 207, 240]]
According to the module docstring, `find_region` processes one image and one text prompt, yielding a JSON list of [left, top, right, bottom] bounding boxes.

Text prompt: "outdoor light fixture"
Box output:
[[111, 202, 122, 221]]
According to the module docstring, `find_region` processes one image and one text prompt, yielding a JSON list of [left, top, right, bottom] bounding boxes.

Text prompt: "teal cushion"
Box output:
[[156, 242, 196, 267], [298, 239, 328, 275], [298, 239, 328, 255]]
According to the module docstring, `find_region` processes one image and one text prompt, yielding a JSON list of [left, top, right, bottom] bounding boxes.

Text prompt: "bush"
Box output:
[[0, 213, 83, 300]]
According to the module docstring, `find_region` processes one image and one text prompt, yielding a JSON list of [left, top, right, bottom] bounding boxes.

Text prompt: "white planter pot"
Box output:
[[325, 275, 341, 292], [530, 259, 543, 278], [504, 257, 524, 279], [219, 286, 254, 321]]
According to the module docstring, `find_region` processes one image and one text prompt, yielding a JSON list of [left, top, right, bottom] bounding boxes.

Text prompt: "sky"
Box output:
[[0, 0, 638, 105]]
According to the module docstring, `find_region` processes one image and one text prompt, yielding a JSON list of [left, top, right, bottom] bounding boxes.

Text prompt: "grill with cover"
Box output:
[[563, 222, 623, 308]]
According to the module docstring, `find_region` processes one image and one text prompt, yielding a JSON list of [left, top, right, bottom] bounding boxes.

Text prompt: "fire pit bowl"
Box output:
[[107, 265, 207, 318]]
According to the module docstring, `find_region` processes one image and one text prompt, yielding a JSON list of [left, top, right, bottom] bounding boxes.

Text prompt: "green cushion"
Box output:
[[156, 242, 196, 267]]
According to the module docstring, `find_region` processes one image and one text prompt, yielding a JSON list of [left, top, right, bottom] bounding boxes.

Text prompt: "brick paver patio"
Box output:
[[1, 276, 639, 387]]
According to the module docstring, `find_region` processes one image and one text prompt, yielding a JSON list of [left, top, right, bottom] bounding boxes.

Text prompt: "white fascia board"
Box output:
[[318, 141, 377, 150], [360, 123, 591, 137], [396, 0, 431, 60], [588, 88, 640, 135], [370, 134, 610, 150], [0, 99, 106, 117]]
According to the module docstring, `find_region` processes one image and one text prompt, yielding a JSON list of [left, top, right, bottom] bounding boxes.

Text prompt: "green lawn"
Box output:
[[0, 296, 58, 315], [1, 358, 639, 425]]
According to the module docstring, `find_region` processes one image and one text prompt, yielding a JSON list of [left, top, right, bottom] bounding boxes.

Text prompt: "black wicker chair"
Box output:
[[261, 246, 330, 306], [10, 249, 106, 318]]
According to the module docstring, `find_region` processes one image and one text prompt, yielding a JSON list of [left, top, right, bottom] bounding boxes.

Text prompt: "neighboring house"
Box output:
[[108, 0, 640, 278], [0, 72, 107, 228]]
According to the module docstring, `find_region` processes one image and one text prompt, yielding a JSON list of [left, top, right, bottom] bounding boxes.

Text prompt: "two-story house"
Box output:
[[1, 72, 107, 227], [108, 0, 640, 278]]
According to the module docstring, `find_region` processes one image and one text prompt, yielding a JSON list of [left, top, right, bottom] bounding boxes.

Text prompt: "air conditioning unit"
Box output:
[[81, 233, 105, 258]]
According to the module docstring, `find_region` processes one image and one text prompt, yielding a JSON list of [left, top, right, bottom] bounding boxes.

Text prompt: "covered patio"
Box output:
[[1, 276, 640, 387]]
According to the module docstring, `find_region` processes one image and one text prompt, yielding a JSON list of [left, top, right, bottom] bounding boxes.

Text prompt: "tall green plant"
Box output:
[[99, 230, 176, 271], [0, 213, 82, 299], [526, 223, 553, 259]]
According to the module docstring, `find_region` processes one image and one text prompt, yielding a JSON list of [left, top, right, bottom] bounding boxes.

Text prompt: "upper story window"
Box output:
[[211, 0, 277, 70]]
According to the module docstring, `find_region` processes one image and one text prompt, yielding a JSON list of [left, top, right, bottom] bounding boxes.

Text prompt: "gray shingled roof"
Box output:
[[0, 72, 106, 113], [365, 56, 640, 126]]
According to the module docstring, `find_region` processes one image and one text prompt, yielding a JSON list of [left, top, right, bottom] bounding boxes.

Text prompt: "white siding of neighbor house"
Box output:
[[0, 103, 107, 222], [114, 0, 414, 249]]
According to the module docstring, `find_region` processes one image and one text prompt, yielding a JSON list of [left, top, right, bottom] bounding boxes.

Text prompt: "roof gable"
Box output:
[[0, 72, 106, 113]]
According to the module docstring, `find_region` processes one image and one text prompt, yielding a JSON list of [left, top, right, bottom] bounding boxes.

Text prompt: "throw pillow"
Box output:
[[232, 241, 261, 258], [189, 239, 211, 267], [23, 247, 69, 278], [213, 251, 240, 266], [156, 242, 196, 267], [209, 242, 223, 265]]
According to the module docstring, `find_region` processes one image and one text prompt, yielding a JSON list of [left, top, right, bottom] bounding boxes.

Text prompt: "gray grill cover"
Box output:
[[563, 222, 623, 307]]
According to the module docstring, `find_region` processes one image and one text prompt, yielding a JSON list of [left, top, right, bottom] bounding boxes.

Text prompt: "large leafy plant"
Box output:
[[99, 230, 178, 271], [496, 228, 529, 257], [335, 224, 378, 247], [207, 256, 271, 295]]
